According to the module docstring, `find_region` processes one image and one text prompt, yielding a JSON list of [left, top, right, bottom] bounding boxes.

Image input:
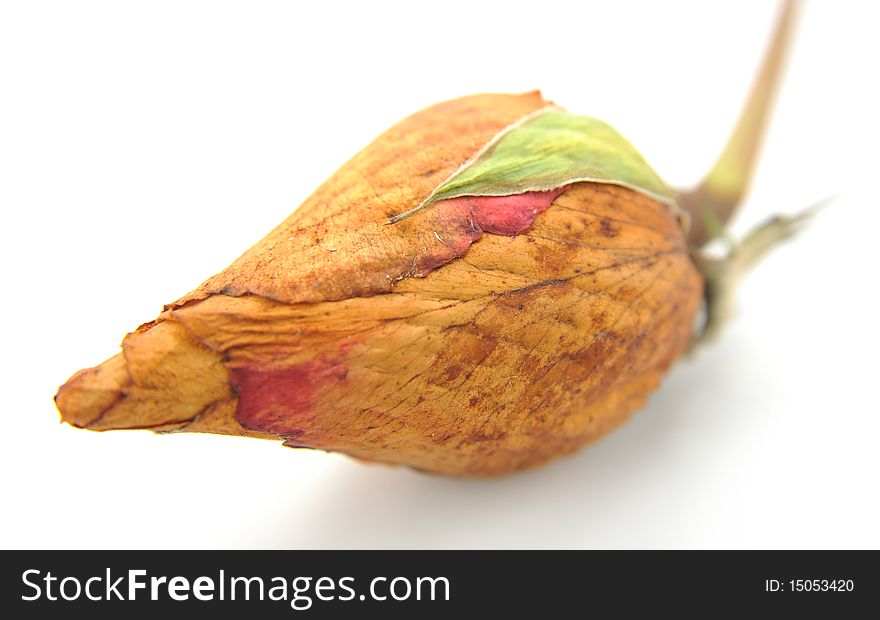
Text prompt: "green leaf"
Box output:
[[390, 109, 680, 224]]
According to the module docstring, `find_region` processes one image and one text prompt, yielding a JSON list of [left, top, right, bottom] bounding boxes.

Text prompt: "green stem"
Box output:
[[680, 0, 801, 248]]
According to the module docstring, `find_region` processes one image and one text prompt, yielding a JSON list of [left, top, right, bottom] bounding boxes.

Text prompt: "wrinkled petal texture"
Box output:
[[56, 92, 702, 476], [175, 92, 553, 306]]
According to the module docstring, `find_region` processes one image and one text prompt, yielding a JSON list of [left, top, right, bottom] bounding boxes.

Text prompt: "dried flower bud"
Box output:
[[56, 91, 702, 475]]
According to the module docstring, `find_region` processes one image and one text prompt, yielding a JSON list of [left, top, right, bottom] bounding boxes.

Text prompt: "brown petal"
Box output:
[[56, 93, 701, 476]]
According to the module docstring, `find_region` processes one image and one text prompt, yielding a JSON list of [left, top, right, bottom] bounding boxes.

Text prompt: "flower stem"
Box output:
[[680, 0, 801, 248]]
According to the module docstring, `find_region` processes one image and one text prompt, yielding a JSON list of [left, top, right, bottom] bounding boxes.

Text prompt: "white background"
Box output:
[[1, 0, 877, 549]]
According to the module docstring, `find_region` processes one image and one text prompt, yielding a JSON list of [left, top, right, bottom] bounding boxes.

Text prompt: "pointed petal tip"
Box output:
[[55, 354, 129, 430]]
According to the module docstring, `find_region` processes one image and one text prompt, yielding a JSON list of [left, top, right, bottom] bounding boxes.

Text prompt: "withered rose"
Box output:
[[55, 2, 805, 476]]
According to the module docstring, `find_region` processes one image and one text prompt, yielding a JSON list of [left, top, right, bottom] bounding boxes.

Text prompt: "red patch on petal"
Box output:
[[231, 347, 351, 438], [463, 187, 566, 235], [415, 186, 568, 275]]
